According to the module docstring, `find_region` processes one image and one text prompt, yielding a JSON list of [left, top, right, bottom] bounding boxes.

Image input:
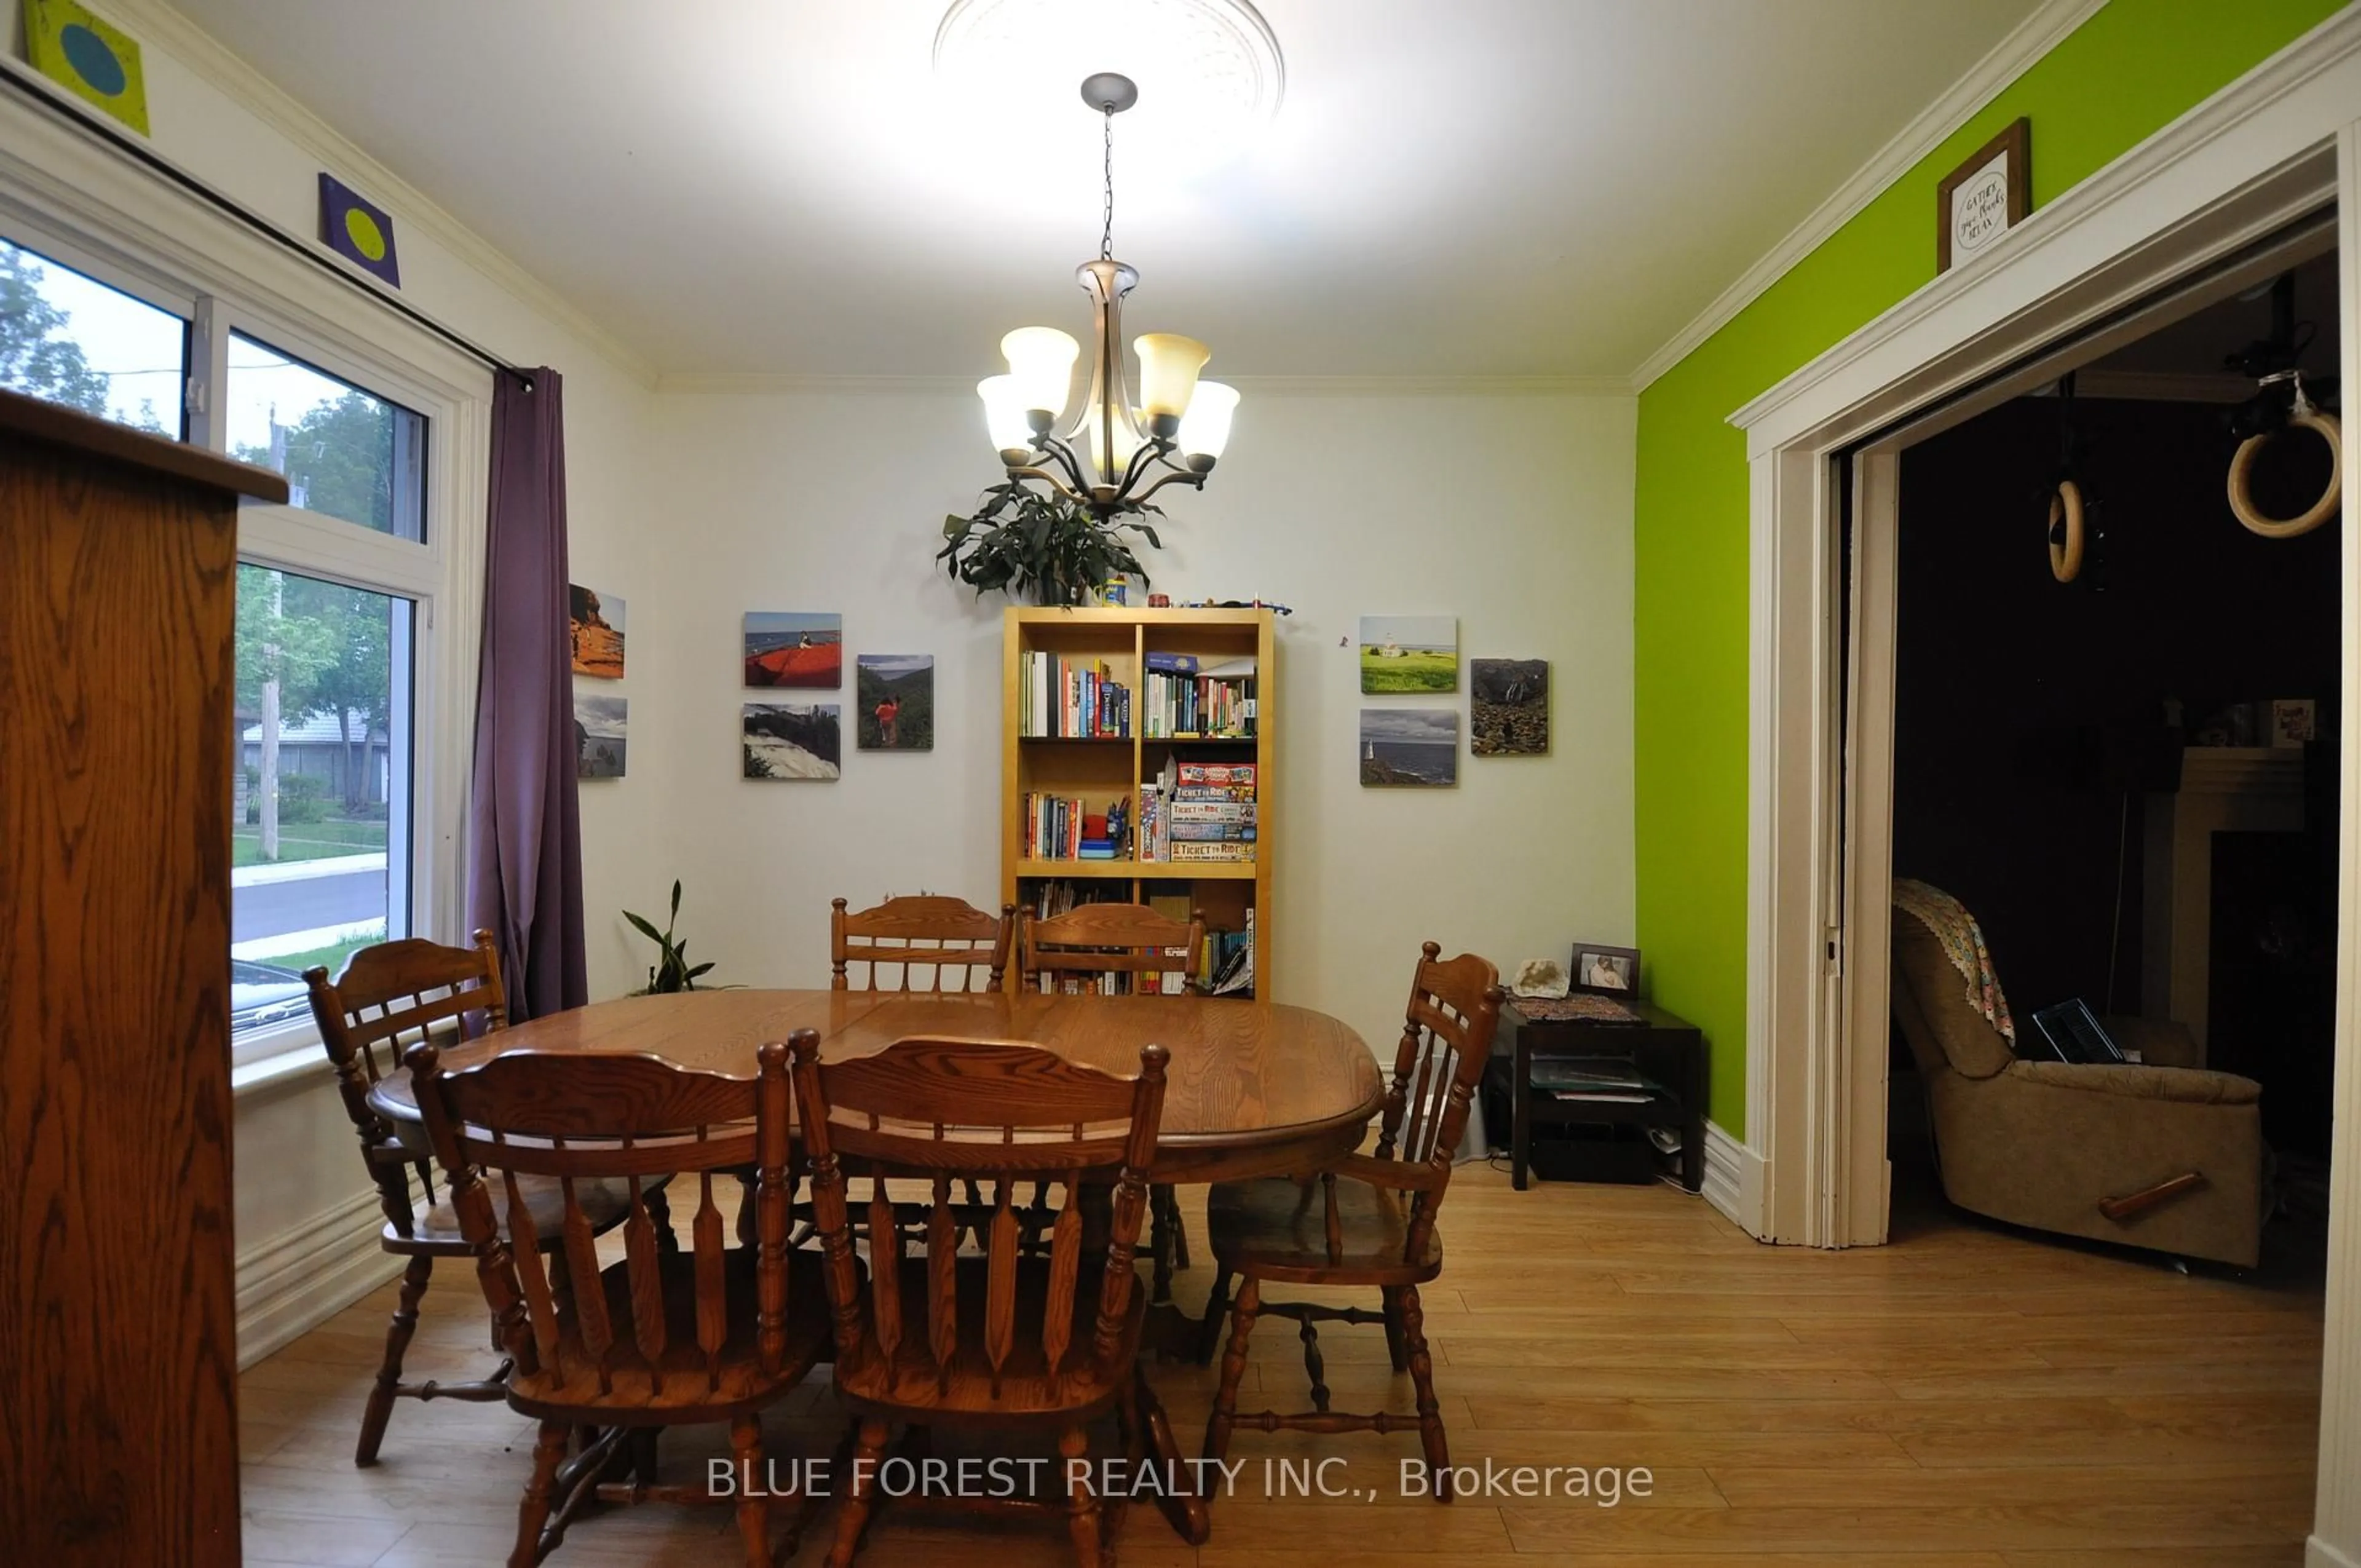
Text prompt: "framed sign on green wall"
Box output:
[[1936, 117, 2030, 271]]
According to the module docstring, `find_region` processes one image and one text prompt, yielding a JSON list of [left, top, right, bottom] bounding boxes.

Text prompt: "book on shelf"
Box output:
[[1043, 968, 1188, 997], [1019, 649, 1131, 738], [1548, 1089, 1655, 1104], [1016, 884, 1194, 995], [1168, 799, 1256, 823], [1021, 793, 1131, 860], [1198, 908, 1255, 998], [1018, 877, 1136, 921], [1168, 839, 1255, 863], [1142, 656, 1256, 740], [1168, 822, 1255, 842], [1137, 756, 1260, 864]]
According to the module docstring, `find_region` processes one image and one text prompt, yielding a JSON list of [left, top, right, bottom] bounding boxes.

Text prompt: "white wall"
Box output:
[[633, 386, 1636, 1058], [9, 2, 1634, 1360]]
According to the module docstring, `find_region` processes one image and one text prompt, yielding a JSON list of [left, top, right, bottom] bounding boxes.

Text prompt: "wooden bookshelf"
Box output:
[[1002, 605, 1276, 995]]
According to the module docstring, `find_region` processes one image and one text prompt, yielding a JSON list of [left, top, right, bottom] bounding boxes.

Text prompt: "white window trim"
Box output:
[[0, 81, 491, 1081]]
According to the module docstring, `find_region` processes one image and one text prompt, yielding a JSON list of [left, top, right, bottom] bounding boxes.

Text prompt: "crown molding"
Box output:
[[112, 0, 661, 387], [1221, 373, 1633, 397], [655, 370, 1635, 397], [655, 372, 973, 395], [1627, 0, 2108, 394], [1729, 1, 2361, 442]]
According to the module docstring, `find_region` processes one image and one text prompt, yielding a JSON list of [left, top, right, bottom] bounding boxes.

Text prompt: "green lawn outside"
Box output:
[[1360, 647, 1459, 694], [260, 929, 383, 980], [233, 817, 389, 868]]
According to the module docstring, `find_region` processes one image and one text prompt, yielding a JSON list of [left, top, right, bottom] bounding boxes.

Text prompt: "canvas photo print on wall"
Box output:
[[1359, 614, 1457, 694], [1359, 707, 1458, 786], [744, 612, 842, 689], [743, 702, 840, 780], [1471, 657, 1549, 754], [569, 585, 625, 679], [856, 654, 933, 750], [574, 692, 627, 779]]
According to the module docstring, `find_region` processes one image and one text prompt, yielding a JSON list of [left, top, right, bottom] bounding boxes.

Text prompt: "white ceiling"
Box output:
[[167, 0, 2047, 381]]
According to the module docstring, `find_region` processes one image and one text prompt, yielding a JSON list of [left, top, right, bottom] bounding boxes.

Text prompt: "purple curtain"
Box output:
[[467, 368, 586, 1020]]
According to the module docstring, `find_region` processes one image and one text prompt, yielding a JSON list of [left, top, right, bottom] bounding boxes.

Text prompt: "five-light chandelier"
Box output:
[[976, 72, 1237, 524]]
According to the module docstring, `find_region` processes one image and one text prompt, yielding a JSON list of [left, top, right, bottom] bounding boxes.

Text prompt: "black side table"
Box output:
[[1491, 1002, 1706, 1192]]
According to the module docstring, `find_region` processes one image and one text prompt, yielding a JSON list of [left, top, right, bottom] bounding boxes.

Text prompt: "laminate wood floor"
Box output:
[[237, 1165, 2327, 1566]]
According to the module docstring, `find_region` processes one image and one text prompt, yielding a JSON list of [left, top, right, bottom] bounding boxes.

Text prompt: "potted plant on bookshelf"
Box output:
[[938, 485, 1160, 606]]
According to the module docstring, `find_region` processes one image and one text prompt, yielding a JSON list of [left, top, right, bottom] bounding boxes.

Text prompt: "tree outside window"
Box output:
[[234, 566, 398, 863], [0, 239, 179, 433]]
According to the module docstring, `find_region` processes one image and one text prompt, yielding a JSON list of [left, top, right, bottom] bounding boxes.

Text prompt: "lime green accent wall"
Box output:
[[1633, 0, 2344, 1141]]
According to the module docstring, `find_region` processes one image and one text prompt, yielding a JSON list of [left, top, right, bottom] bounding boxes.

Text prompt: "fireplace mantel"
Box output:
[[2140, 746, 2307, 1054]]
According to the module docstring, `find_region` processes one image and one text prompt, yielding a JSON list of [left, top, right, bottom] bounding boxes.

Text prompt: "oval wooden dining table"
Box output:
[[365, 986, 1385, 1546], [367, 988, 1385, 1183]]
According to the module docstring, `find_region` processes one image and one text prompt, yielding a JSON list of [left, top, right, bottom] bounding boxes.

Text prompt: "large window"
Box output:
[[229, 331, 425, 540], [0, 174, 476, 1072], [231, 566, 415, 1045], [0, 234, 186, 435]]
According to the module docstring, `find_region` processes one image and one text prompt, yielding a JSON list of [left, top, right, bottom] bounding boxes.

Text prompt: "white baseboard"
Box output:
[[1703, 1120, 1768, 1238], [2309, 1537, 2359, 1568], [236, 1188, 401, 1369]]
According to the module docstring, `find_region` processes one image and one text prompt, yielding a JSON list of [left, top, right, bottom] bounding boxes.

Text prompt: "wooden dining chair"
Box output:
[[1196, 943, 1504, 1500], [791, 1034, 1178, 1568], [306, 930, 658, 1467], [1018, 901, 1206, 1305], [406, 1032, 838, 1567], [831, 895, 1016, 992], [1018, 901, 1203, 999]]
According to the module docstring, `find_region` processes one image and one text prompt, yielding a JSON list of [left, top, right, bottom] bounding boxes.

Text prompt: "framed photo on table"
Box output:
[[1570, 942, 1640, 997]]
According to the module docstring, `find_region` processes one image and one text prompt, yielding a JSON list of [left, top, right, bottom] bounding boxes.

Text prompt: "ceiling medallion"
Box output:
[[933, 0, 1283, 124], [973, 73, 1237, 526]]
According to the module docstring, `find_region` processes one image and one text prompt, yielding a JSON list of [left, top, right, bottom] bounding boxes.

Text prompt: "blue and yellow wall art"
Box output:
[[318, 173, 401, 288], [26, 0, 150, 135]]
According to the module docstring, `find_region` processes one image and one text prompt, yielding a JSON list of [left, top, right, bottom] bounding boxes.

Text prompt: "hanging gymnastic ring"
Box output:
[[2047, 478, 2085, 582], [2228, 408, 2341, 539]]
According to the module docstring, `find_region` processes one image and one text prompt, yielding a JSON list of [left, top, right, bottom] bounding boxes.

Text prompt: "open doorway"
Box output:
[[1882, 245, 2341, 1279]]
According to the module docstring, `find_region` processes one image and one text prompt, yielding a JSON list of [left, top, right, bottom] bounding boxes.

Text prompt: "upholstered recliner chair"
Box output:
[[1889, 911, 2265, 1268]]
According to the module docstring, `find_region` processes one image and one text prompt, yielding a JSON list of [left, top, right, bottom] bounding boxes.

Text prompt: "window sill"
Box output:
[[231, 1043, 332, 1100]]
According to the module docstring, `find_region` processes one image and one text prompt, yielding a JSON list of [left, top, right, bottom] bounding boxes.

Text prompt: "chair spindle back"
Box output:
[[790, 1036, 1168, 1395], [306, 929, 508, 1238], [831, 895, 1015, 993], [405, 1034, 810, 1400], [1019, 902, 1204, 996], [1369, 943, 1505, 1259]]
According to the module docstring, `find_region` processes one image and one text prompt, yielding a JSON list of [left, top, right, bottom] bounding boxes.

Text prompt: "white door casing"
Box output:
[[1716, 9, 2361, 1560]]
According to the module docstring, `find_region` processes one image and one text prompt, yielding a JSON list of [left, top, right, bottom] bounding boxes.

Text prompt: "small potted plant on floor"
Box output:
[[623, 880, 715, 993]]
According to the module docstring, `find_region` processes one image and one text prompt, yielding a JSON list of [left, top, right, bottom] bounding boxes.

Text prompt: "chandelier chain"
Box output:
[[1100, 103, 1115, 261]]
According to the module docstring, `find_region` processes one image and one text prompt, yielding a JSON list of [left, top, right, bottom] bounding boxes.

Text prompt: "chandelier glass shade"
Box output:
[[976, 73, 1236, 524]]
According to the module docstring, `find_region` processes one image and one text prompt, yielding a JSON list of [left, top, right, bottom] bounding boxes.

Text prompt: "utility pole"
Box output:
[[259, 571, 282, 861]]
